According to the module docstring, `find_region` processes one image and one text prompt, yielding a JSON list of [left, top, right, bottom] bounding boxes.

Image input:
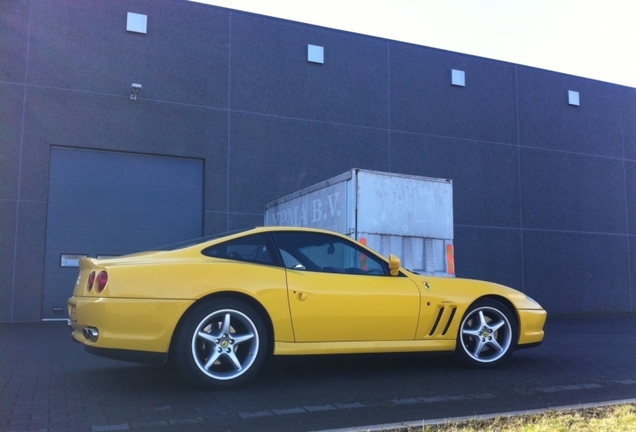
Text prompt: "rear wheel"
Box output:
[[173, 298, 268, 389], [455, 299, 517, 367]]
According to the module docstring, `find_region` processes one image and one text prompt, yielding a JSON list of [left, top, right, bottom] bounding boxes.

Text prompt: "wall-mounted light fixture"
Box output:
[[130, 83, 142, 101], [568, 90, 580, 106], [451, 69, 465, 87], [308, 44, 324, 64]]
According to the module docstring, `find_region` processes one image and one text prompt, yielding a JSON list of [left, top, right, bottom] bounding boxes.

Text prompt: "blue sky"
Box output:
[[193, 0, 636, 88]]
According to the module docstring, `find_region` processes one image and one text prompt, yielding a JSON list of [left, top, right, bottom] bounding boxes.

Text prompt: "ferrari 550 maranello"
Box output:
[[68, 226, 546, 389]]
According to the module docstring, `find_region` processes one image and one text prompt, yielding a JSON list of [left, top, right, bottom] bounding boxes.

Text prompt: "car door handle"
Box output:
[[296, 292, 307, 301]]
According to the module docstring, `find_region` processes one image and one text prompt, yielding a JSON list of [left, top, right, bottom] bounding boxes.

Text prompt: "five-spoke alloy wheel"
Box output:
[[455, 298, 518, 367], [173, 298, 268, 389]]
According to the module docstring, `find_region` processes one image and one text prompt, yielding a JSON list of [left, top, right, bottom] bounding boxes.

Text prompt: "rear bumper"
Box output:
[[517, 308, 547, 346], [68, 296, 194, 354]]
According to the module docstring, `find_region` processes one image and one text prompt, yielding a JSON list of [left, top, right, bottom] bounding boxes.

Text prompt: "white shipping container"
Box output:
[[264, 169, 454, 276]]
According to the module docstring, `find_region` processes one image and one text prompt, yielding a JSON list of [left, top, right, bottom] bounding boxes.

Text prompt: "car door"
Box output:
[[271, 231, 421, 342]]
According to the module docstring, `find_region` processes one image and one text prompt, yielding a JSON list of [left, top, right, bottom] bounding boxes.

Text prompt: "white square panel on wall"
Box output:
[[452, 69, 465, 87], [127, 12, 147, 34], [308, 44, 324, 64], [568, 90, 580, 106]]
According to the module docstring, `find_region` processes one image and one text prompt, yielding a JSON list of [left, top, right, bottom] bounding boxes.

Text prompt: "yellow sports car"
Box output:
[[68, 227, 546, 389]]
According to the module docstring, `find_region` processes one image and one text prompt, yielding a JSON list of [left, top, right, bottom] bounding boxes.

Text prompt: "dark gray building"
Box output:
[[1, 0, 635, 322]]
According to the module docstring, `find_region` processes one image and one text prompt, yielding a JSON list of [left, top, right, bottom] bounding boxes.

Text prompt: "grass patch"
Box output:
[[396, 403, 636, 431]]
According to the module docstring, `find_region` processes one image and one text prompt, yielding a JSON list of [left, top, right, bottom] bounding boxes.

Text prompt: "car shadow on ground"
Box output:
[[65, 346, 549, 394]]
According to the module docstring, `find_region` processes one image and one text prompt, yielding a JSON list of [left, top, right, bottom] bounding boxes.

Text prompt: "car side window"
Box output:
[[202, 234, 276, 266], [279, 249, 305, 270], [272, 232, 388, 276]]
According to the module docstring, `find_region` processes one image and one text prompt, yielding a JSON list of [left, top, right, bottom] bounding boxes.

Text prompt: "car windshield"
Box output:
[[150, 228, 252, 251]]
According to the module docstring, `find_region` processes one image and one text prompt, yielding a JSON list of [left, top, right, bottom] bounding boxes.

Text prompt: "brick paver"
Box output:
[[2, 315, 636, 432]]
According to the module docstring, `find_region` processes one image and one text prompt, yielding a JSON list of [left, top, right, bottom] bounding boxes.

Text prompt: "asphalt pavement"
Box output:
[[1, 313, 636, 432]]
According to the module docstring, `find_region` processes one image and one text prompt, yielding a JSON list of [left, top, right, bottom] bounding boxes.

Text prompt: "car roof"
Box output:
[[155, 226, 352, 251]]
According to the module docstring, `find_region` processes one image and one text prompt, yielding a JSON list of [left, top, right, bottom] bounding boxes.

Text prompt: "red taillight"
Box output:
[[97, 271, 108, 292], [87, 271, 96, 291]]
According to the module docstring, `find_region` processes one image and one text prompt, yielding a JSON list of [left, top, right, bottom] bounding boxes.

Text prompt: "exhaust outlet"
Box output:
[[83, 327, 99, 342]]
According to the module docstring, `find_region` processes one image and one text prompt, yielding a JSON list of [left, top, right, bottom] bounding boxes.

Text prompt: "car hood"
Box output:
[[407, 273, 544, 310]]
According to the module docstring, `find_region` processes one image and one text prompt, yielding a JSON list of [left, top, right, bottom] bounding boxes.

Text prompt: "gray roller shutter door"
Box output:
[[42, 148, 204, 320]]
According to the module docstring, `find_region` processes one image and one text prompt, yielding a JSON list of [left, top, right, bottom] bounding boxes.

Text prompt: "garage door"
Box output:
[[42, 148, 204, 320]]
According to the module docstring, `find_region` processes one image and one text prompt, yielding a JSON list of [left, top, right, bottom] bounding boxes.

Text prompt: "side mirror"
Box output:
[[388, 254, 401, 276]]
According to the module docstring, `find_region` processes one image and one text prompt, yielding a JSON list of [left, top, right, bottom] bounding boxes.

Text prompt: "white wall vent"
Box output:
[[568, 90, 580, 106], [127, 12, 147, 34], [451, 69, 465, 87], [308, 44, 324, 64]]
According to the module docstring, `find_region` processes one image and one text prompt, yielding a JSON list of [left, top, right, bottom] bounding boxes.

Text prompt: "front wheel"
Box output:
[[172, 298, 268, 389], [455, 299, 518, 368]]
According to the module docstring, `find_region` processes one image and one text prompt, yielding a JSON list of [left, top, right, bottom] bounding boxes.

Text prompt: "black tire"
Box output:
[[172, 298, 268, 389], [454, 298, 518, 368]]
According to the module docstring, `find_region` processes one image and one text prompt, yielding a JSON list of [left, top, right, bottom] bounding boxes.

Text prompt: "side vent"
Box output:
[[429, 307, 445, 336], [441, 307, 457, 336], [428, 305, 458, 336]]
